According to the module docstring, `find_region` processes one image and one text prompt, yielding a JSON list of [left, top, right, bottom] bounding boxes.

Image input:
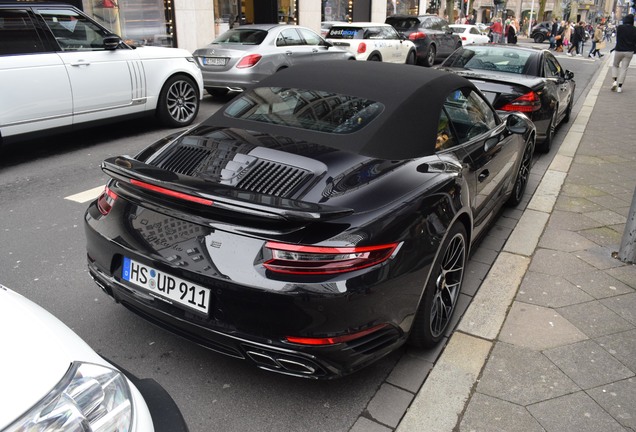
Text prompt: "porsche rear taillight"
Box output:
[[357, 42, 367, 54], [500, 91, 541, 112], [409, 31, 427, 40], [263, 242, 400, 275], [236, 54, 262, 68], [97, 186, 117, 215]]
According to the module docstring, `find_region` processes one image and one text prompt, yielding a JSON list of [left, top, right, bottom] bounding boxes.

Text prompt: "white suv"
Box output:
[[325, 22, 416, 64], [0, 3, 204, 145]]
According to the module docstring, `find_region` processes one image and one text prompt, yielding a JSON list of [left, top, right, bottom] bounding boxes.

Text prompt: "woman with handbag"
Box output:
[[588, 23, 605, 58]]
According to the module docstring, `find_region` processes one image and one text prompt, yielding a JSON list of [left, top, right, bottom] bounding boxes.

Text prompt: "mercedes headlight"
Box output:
[[7, 362, 133, 432]]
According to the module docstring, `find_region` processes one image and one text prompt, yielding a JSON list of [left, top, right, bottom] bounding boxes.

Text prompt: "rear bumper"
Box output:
[[89, 260, 405, 379]]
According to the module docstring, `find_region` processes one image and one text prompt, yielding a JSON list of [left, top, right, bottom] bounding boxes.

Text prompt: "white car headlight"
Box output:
[[6, 362, 133, 432]]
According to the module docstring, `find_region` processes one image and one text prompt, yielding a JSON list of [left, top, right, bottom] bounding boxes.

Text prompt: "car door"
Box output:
[[36, 7, 144, 125], [275, 27, 315, 66], [437, 18, 457, 55], [296, 27, 345, 62], [543, 52, 571, 120], [382, 25, 410, 63], [0, 7, 72, 138], [443, 88, 520, 230]]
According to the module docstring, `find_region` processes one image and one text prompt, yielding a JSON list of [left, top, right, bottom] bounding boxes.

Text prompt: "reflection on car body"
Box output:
[[85, 61, 535, 379]]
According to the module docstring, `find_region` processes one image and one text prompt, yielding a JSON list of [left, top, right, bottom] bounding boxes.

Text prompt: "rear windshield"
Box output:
[[326, 27, 364, 39], [212, 28, 267, 45], [224, 87, 384, 134], [385, 17, 420, 30], [444, 46, 533, 75]]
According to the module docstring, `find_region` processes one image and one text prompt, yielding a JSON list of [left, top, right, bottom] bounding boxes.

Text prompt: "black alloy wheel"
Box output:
[[507, 135, 535, 207], [423, 45, 436, 67], [538, 105, 558, 153], [157, 75, 199, 127], [533, 34, 545, 43], [409, 223, 467, 347]]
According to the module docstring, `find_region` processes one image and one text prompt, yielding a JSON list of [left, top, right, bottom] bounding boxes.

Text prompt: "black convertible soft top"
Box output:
[[205, 60, 478, 160]]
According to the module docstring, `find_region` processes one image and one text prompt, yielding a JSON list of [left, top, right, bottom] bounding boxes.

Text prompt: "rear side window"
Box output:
[[213, 28, 267, 44], [0, 9, 46, 55], [326, 27, 364, 39], [385, 17, 420, 30]]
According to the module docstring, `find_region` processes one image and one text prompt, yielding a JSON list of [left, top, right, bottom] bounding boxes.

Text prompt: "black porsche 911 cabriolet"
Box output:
[[85, 61, 535, 379]]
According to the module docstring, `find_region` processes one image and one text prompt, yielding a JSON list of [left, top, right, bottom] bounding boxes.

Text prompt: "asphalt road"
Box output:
[[0, 51, 600, 432]]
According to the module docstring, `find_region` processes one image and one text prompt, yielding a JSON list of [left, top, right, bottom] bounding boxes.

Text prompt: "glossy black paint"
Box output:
[[439, 46, 575, 151], [85, 61, 535, 378]]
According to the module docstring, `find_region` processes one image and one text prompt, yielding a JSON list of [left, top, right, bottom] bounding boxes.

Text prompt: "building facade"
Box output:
[[80, 0, 617, 55]]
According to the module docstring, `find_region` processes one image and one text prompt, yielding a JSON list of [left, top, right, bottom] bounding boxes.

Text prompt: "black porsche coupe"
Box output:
[[439, 45, 575, 152], [85, 61, 535, 379]]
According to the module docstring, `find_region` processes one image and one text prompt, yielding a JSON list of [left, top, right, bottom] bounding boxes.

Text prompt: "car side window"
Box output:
[[544, 55, 561, 78], [277, 28, 304, 46], [382, 26, 399, 39], [298, 28, 322, 46], [444, 88, 497, 144], [0, 9, 46, 55], [436, 109, 456, 151], [37, 8, 110, 51]]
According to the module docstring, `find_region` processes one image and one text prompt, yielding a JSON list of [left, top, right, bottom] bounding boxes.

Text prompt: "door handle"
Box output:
[[71, 60, 91, 67], [478, 170, 490, 182], [285, 51, 293, 56]]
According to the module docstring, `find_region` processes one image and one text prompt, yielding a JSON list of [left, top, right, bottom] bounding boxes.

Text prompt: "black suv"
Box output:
[[386, 14, 461, 67], [530, 21, 552, 43]]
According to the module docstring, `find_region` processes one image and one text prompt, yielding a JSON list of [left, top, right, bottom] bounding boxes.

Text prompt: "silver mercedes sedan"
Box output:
[[192, 24, 355, 97]]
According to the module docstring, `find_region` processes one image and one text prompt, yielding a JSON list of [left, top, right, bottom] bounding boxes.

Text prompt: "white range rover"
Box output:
[[325, 22, 417, 64], [0, 3, 203, 145]]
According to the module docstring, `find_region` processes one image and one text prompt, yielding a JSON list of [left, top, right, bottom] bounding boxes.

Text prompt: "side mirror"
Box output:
[[505, 113, 529, 135], [103, 35, 121, 50], [564, 70, 574, 80]]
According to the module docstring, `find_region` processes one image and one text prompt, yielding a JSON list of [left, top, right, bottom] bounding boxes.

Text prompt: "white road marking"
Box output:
[[65, 186, 104, 203]]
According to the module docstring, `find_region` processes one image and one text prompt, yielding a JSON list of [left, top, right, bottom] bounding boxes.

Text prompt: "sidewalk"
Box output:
[[397, 55, 636, 430]]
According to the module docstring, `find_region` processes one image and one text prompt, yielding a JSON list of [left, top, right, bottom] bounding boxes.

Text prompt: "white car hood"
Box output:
[[0, 287, 106, 430]]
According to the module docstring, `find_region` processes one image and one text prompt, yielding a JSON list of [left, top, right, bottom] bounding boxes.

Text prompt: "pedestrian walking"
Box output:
[[490, 19, 503, 44], [588, 23, 606, 58], [507, 20, 518, 44], [549, 17, 560, 49], [611, 14, 636, 93], [567, 21, 585, 56], [562, 21, 572, 52]]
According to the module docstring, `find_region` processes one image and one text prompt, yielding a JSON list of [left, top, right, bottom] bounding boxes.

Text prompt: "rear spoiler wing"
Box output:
[[102, 156, 354, 222]]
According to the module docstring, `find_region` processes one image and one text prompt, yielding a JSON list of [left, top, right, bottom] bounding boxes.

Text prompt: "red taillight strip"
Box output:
[[285, 324, 390, 346], [129, 179, 214, 206], [500, 91, 541, 113], [263, 241, 400, 275], [97, 186, 117, 216]]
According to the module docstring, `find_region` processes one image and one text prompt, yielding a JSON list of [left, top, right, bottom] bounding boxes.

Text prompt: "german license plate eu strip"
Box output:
[[122, 257, 210, 315]]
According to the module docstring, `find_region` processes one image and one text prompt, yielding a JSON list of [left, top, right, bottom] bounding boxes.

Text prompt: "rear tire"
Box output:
[[537, 106, 558, 153], [368, 55, 381, 61], [533, 34, 545, 43], [157, 75, 199, 127], [405, 50, 416, 65], [409, 223, 467, 348], [423, 45, 436, 67], [507, 134, 535, 207]]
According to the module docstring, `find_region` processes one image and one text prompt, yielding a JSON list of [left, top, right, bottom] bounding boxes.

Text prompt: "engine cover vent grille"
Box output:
[[237, 160, 309, 197]]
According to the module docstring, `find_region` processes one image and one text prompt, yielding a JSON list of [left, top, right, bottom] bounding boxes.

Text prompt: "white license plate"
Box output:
[[122, 257, 210, 315], [203, 57, 227, 66]]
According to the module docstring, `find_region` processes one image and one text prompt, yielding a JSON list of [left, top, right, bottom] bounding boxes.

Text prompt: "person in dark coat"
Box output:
[[549, 18, 560, 49], [507, 21, 517, 44], [567, 21, 585, 56], [611, 14, 636, 93]]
